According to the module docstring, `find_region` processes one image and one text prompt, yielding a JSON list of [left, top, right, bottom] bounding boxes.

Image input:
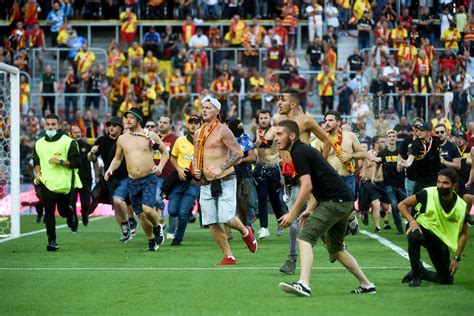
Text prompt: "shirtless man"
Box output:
[[359, 138, 392, 232], [314, 111, 372, 234], [193, 96, 257, 265], [254, 109, 286, 239], [105, 108, 170, 252], [276, 89, 331, 274]]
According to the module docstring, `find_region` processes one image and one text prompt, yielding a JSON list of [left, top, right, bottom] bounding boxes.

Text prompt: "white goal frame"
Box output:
[[0, 62, 20, 238]]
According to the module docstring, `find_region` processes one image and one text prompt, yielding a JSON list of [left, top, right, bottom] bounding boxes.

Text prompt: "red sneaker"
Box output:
[[216, 256, 237, 266], [242, 226, 258, 253]]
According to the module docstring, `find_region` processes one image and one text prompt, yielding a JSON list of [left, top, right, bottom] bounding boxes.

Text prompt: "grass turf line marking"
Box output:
[[0, 216, 108, 244], [360, 230, 432, 269], [0, 266, 410, 271]]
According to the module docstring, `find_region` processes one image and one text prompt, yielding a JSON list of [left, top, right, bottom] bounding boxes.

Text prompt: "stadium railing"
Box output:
[[29, 92, 110, 116]]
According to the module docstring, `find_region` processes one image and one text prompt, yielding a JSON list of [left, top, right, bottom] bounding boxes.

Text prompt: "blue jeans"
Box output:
[[167, 181, 199, 241], [383, 184, 405, 233], [341, 175, 356, 197], [154, 177, 165, 211], [254, 164, 285, 229], [358, 36, 370, 50], [405, 178, 415, 197]]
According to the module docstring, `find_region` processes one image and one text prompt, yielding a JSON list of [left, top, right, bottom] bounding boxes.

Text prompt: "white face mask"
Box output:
[[45, 129, 58, 138]]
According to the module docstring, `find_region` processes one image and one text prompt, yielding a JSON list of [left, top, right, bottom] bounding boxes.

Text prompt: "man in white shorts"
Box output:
[[193, 96, 258, 265]]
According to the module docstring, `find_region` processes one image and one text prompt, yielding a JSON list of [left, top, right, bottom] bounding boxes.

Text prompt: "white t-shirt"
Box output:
[[263, 34, 282, 48], [351, 102, 370, 117], [440, 13, 453, 37], [382, 65, 400, 86], [325, 5, 340, 28], [189, 34, 209, 48], [306, 4, 323, 25]]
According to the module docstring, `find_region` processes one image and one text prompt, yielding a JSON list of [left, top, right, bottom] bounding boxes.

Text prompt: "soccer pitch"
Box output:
[[0, 216, 473, 315]]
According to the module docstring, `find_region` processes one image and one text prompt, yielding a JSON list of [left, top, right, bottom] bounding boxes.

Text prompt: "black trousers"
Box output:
[[407, 225, 454, 284], [74, 182, 92, 219], [40, 185, 75, 242]]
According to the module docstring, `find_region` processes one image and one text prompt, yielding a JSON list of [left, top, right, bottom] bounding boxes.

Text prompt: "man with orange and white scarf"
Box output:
[[193, 96, 257, 265]]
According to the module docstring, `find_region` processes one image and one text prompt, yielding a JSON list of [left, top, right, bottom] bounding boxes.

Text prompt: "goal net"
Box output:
[[0, 63, 20, 239]]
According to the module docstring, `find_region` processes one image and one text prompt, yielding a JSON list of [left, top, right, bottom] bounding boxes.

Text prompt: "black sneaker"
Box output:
[[384, 221, 391, 230], [348, 215, 359, 235], [279, 260, 296, 275], [82, 215, 89, 226], [154, 224, 165, 246], [47, 240, 59, 252], [374, 227, 381, 233], [351, 284, 376, 294], [171, 239, 182, 246], [119, 224, 133, 244], [402, 270, 413, 283], [409, 277, 421, 287], [148, 240, 159, 252], [279, 282, 311, 297], [130, 218, 137, 236]]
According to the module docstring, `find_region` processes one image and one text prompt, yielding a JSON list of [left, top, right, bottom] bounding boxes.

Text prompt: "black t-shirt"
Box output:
[[86, 73, 104, 93], [440, 140, 460, 162], [77, 139, 92, 183], [410, 136, 442, 182], [95, 135, 127, 180], [357, 18, 373, 38], [400, 136, 416, 180], [65, 75, 80, 93], [419, 14, 435, 34], [41, 73, 56, 93], [291, 140, 353, 202], [378, 147, 405, 188], [306, 44, 323, 66], [347, 54, 364, 71]]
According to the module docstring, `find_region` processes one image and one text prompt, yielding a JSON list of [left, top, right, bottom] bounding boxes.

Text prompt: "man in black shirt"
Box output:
[[306, 38, 323, 92], [357, 10, 374, 50], [276, 120, 376, 297], [436, 124, 461, 170], [400, 118, 423, 196], [88, 116, 135, 243], [402, 122, 442, 194], [345, 48, 365, 79], [85, 65, 105, 113], [377, 129, 405, 234], [71, 125, 96, 226], [39, 65, 57, 116]]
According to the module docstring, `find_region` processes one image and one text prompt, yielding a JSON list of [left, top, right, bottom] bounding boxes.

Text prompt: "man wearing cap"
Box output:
[[88, 116, 136, 243], [166, 115, 201, 246], [105, 108, 170, 251], [399, 118, 423, 197], [401, 121, 442, 194], [193, 96, 257, 265]]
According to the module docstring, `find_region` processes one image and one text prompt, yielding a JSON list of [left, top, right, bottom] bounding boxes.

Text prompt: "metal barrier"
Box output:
[[360, 47, 447, 66], [30, 47, 108, 89], [29, 92, 109, 117]]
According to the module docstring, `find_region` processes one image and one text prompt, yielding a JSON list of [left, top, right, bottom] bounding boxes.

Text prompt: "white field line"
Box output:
[[0, 216, 108, 244], [0, 266, 409, 271], [360, 230, 432, 269]]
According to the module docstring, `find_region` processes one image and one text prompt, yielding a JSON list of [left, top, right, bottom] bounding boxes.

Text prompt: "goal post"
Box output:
[[0, 62, 20, 238]]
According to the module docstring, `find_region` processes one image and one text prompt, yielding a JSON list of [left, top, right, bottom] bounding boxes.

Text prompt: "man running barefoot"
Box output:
[[105, 108, 170, 251], [276, 120, 376, 297], [194, 96, 257, 265]]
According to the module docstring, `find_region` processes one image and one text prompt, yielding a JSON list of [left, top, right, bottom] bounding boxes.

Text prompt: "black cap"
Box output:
[[456, 132, 467, 140], [412, 117, 424, 127], [188, 114, 201, 123], [107, 116, 124, 127], [414, 122, 431, 131], [124, 107, 144, 122]]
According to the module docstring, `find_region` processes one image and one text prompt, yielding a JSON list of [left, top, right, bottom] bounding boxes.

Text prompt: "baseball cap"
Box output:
[[201, 95, 221, 111], [414, 122, 431, 131], [455, 132, 467, 140], [106, 116, 124, 127], [188, 114, 201, 123], [124, 107, 144, 122], [412, 117, 424, 127]]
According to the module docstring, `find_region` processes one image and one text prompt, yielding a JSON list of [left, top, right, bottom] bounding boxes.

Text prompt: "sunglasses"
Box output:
[[106, 123, 120, 127], [435, 130, 445, 135], [146, 125, 156, 128]]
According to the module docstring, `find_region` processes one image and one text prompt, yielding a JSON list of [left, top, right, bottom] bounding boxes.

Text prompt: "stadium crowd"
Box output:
[[0, 0, 473, 295]]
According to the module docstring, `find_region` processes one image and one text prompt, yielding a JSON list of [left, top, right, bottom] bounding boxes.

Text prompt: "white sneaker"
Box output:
[[167, 233, 175, 240], [258, 227, 270, 239]]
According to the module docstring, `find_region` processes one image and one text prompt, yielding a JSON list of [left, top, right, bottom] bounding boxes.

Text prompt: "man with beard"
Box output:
[[254, 109, 286, 239], [193, 96, 257, 265], [105, 108, 170, 251], [276, 120, 376, 297], [437, 124, 461, 171], [89, 116, 136, 243], [398, 168, 469, 287], [276, 89, 331, 274], [167, 115, 201, 246]]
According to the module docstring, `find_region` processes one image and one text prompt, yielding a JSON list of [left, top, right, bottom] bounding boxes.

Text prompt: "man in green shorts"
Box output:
[[275, 120, 376, 297]]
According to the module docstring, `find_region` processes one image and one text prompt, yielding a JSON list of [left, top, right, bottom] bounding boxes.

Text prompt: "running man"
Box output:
[[193, 96, 257, 265], [105, 108, 170, 251], [276, 120, 376, 297]]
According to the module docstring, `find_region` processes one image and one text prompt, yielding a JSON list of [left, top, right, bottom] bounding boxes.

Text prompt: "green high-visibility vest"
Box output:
[[415, 187, 466, 252], [36, 135, 82, 194]]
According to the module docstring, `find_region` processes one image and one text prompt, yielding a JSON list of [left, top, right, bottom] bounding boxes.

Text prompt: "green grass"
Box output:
[[0, 216, 473, 315]]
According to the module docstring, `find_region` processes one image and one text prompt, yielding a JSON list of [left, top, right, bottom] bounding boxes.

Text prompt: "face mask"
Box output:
[[437, 187, 451, 197], [45, 129, 57, 138], [228, 119, 244, 137]]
